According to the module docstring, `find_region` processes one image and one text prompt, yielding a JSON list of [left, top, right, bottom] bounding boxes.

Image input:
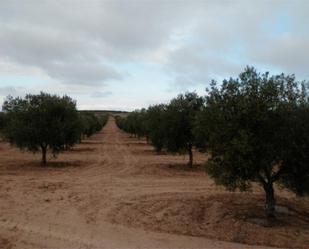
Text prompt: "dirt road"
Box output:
[[0, 118, 307, 249]]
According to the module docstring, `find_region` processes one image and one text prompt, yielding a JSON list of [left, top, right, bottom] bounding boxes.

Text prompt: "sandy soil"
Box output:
[[0, 117, 308, 249]]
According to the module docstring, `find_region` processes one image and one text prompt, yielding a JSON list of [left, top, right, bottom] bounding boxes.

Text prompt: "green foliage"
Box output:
[[115, 110, 147, 138], [0, 112, 5, 134], [99, 114, 109, 128], [115, 67, 309, 216], [115, 115, 126, 131], [79, 112, 108, 138], [164, 93, 204, 166], [116, 92, 204, 167], [2, 92, 81, 165], [279, 103, 309, 196], [145, 104, 166, 152], [195, 66, 309, 216]]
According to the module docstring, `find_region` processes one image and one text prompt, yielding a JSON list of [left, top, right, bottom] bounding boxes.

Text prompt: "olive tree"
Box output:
[[195, 67, 309, 217], [2, 92, 81, 165], [116, 93, 204, 167], [79, 112, 108, 138], [145, 104, 167, 152], [279, 100, 309, 196], [165, 92, 204, 168], [115, 110, 147, 138], [0, 112, 5, 134]]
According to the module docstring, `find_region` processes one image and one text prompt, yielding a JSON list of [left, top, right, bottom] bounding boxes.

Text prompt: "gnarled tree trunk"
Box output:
[[263, 182, 276, 218], [41, 145, 47, 166], [188, 143, 193, 168]]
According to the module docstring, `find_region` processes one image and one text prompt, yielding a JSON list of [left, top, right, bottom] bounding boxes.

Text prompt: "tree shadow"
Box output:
[[68, 147, 96, 153], [166, 163, 205, 172], [2, 160, 84, 171], [81, 141, 102, 145], [42, 161, 84, 168]]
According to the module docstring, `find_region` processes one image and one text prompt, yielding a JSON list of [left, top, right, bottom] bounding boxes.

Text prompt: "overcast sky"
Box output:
[[0, 0, 308, 111]]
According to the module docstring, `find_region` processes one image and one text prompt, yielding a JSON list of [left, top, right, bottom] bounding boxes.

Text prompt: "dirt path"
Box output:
[[0, 118, 298, 248]]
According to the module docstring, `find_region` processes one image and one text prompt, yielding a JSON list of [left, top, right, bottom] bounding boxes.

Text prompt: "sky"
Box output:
[[0, 0, 308, 111]]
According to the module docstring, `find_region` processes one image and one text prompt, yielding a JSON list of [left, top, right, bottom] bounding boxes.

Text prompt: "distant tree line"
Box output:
[[0, 92, 108, 165], [116, 66, 309, 217], [79, 112, 108, 139], [116, 92, 204, 168]]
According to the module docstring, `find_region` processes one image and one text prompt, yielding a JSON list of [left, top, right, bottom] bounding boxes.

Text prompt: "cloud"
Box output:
[[91, 91, 113, 98], [0, 0, 308, 110], [162, 0, 309, 87], [0, 23, 122, 86], [248, 34, 309, 77], [0, 0, 200, 87], [46, 62, 122, 86]]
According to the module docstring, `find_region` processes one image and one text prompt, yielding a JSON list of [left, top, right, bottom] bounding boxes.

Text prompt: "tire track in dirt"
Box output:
[[0, 117, 289, 249]]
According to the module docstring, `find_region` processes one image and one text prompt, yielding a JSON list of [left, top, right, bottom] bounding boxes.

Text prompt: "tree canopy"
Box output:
[[116, 92, 204, 167], [79, 112, 108, 138], [164, 92, 204, 167], [195, 67, 309, 216], [114, 66, 309, 216], [144, 104, 167, 152], [0, 112, 5, 134], [2, 92, 81, 165]]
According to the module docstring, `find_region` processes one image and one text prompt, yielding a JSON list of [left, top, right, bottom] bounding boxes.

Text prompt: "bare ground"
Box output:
[[0, 117, 308, 249]]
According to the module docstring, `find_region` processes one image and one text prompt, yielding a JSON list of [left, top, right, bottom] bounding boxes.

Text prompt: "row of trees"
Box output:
[[116, 67, 309, 217], [116, 92, 204, 168], [79, 111, 108, 138], [0, 92, 108, 165], [116, 92, 205, 168]]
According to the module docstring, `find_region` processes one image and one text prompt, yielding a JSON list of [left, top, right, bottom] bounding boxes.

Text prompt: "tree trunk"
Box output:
[[41, 146, 47, 166], [263, 182, 276, 218], [188, 144, 193, 168]]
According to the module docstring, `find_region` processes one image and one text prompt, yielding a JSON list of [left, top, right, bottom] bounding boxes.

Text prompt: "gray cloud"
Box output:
[[164, 0, 309, 86], [0, 0, 200, 90], [0, 23, 121, 86], [46, 62, 122, 86], [248, 35, 309, 77], [0, 0, 308, 95]]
